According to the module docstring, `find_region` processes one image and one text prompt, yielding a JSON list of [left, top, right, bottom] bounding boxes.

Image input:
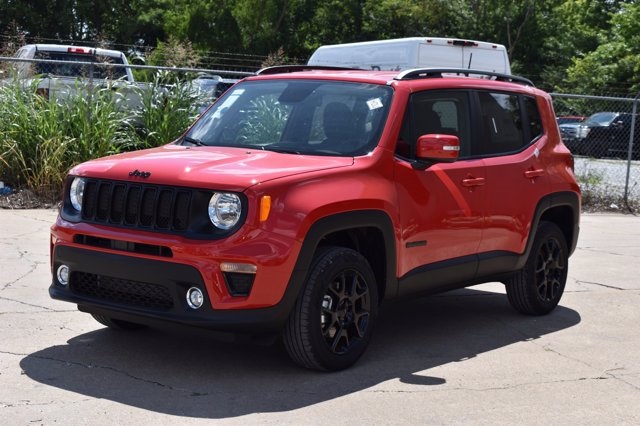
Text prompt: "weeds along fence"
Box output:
[[551, 93, 639, 209], [0, 55, 253, 198]]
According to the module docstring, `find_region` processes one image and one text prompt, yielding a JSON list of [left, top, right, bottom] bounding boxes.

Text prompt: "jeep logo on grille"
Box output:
[[129, 169, 151, 178]]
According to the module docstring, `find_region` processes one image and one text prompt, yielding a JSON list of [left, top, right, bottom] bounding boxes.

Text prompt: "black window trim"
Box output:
[[394, 88, 546, 163]]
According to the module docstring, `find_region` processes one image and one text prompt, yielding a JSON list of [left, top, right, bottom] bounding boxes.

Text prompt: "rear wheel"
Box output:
[[283, 247, 378, 371], [506, 222, 568, 315], [91, 314, 147, 330]]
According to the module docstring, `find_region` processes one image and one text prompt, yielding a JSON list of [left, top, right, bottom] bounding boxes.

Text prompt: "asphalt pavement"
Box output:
[[1, 209, 639, 424]]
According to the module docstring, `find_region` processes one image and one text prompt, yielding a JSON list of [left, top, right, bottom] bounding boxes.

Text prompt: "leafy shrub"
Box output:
[[0, 75, 202, 197]]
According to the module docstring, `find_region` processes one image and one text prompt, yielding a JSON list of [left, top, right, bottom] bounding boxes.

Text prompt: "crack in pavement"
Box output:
[[576, 280, 630, 291], [1, 261, 40, 291], [367, 375, 633, 393], [2, 351, 194, 394], [578, 246, 640, 258], [0, 296, 56, 311], [0, 397, 92, 409], [490, 316, 640, 392], [530, 343, 640, 392]]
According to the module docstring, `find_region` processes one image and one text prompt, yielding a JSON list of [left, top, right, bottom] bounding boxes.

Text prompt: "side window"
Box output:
[[477, 92, 524, 155], [524, 96, 543, 142], [397, 90, 471, 159]]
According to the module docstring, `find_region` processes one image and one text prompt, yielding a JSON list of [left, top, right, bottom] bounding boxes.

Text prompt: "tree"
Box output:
[[564, 1, 640, 94], [540, 0, 626, 92]]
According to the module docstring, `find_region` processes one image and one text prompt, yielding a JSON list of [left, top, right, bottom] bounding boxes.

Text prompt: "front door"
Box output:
[[394, 90, 485, 294]]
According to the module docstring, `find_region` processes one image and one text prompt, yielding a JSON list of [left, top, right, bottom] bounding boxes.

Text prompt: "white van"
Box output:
[[307, 37, 511, 75]]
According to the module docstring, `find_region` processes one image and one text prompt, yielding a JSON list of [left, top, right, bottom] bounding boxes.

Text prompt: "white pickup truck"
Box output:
[[11, 44, 145, 109]]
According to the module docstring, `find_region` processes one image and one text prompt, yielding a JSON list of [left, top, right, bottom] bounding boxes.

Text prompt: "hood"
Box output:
[[70, 144, 354, 191]]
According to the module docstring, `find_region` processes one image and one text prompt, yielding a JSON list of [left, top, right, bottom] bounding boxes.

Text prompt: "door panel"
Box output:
[[393, 89, 484, 280], [394, 158, 485, 278]]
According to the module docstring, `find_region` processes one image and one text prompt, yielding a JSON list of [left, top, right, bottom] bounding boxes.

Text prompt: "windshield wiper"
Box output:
[[260, 145, 302, 155], [182, 136, 207, 146]]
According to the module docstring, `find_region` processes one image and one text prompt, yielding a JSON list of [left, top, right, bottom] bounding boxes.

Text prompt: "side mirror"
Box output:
[[416, 134, 460, 163]]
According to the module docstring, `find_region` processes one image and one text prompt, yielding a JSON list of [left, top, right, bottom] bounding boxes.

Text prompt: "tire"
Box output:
[[283, 246, 378, 371], [91, 314, 147, 330], [506, 221, 568, 315]]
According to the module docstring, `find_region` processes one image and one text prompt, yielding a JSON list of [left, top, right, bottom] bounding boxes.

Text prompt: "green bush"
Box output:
[[0, 76, 202, 198]]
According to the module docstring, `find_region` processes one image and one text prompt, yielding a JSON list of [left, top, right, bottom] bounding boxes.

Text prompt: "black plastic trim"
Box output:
[[286, 210, 398, 300], [396, 191, 580, 295], [395, 68, 534, 86], [50, 245, 291, 332]]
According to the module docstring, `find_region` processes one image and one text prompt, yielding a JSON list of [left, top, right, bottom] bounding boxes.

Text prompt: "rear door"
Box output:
[[474, 92, 548, 273]]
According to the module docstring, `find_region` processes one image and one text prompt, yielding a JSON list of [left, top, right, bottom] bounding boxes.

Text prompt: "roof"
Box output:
[[250, 65, 534, 87], [21, 44, 125, 58]]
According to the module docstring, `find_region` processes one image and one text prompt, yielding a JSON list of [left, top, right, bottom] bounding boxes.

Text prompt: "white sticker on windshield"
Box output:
[[367, 98, 383, 110]]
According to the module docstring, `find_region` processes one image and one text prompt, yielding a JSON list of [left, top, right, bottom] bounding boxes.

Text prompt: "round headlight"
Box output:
[[69, 177, 86, 212], [208, 192, 242, 230]]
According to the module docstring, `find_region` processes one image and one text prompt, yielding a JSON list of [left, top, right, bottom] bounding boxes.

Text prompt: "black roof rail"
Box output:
[[395, 68, 534, 87], [256, 65, 359, 75]]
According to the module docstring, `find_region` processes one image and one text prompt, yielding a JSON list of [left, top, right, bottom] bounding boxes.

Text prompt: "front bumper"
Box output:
[[50, 245, 298, 332]]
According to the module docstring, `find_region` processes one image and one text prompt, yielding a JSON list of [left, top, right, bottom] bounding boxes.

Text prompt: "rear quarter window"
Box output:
[[477, 91, 524, 155], [524, 96, 543, 142]]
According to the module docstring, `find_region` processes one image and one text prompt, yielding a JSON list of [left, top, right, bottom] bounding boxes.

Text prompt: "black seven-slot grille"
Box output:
[[78, 179, 218, 238]]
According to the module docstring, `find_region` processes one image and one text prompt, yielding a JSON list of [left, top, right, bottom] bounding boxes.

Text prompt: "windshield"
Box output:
[[185, 79, 393, 156], [584, 112, 617, 126]]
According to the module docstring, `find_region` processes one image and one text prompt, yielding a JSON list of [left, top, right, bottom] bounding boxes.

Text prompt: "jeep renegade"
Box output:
[[50, 66, 581, 371]]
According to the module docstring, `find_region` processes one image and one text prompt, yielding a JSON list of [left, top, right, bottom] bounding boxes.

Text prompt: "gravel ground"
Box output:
[[0, 189, 59, 210]]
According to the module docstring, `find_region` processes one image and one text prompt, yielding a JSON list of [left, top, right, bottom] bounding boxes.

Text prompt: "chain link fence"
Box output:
[[552, 93, 639, 208], [0, 53, 253, 113]]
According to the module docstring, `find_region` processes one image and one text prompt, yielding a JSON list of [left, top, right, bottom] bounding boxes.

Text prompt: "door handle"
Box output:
[[524, 169, 545, 179], [461, 177, 486, 187]]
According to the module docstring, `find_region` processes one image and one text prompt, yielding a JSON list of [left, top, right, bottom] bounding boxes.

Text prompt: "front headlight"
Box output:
[[208, 192, 242, 230], [69, 177, 86, 212]]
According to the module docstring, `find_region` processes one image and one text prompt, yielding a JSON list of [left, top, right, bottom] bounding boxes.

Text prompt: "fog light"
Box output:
[[57, 265, 70, 286], [186, 287, 204, 309]]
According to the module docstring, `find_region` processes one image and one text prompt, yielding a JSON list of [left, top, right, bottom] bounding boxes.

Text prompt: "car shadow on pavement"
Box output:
[[20, 288, 581, 419]]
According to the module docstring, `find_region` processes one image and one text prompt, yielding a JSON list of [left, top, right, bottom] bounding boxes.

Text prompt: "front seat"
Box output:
[[323, 102, 357, 148]]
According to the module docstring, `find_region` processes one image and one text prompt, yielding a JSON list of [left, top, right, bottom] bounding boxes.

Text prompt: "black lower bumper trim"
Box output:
[[50, 245, 292, 332]]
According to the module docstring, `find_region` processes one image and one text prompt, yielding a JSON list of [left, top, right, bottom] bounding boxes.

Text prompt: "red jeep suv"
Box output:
[[50, 66, 581, 371]]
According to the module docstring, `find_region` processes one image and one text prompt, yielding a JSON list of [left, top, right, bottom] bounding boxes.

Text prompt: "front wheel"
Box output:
[[506, 222, 569, 315], [283, 247, 378, 371]]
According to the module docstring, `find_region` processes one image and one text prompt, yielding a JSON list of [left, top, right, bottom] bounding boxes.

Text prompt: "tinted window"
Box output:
[[33, 51, 127, 79], [186, 80, 393, 156], [397, 90, 471, 158], [477, 92, 524, 155], [524, 96, 543, 142], [584, 112, 617, 126]]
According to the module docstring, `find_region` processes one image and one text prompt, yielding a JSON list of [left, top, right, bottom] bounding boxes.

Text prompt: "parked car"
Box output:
[[187, 74, 238, 114], [556, 116, 585, 125], [6, 44, 149, 110], [580, 112, 639, 159], [49, 65, 580, 371], [308, 37, 512, 74], [557, 116, 586, 152]]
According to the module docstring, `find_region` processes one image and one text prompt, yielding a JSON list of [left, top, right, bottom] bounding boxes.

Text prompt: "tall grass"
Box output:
[[0, 76, 203, 198], [128, 71, 202, 148]]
